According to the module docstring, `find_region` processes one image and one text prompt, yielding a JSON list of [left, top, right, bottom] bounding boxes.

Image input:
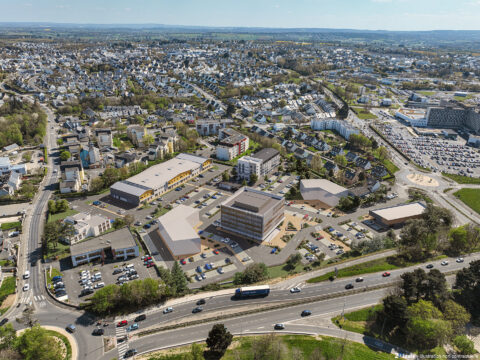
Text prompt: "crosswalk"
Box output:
[[115, 325, 129, 358], [275, 282, 307, 291], [34, 295, 47, 308]]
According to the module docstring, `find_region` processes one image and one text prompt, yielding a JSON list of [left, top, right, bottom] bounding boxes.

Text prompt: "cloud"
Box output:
[[371, 0, 392, 3]]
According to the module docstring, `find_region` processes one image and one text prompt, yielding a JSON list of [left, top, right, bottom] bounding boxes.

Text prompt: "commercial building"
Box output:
[[237, 148, 280, 180], [70, 227, 139, 267], [426, 106, 480, 134], [395, 108, 428, 127], [300, 179, 349, 207], [310, 118, 359, 140], [216, 128, 249, 161], [157, 205, 201, 259], [369, 202, 426, 227], [110, 153, 212, 206], [220, 187, 284, 242]]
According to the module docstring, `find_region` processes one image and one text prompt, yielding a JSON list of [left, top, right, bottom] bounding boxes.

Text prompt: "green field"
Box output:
[[48, 209, 78, 223], [332, 305, 383, 334], [454, 188, 480, 214], [418, 91, 435, 96], [145, 335, 396, 360], [356, 111, 378, 120], [0, 221, 21, 231], [0, 276, 16, 304], [307, 258, 400, 283], [442, 172, 480, 184], [383, 159, 399, 174]]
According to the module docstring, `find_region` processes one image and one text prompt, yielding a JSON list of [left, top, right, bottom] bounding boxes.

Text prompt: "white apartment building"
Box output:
[[237, 156, 262, 179], [64, 212, 112, 245], [310, 118, 359, 140]]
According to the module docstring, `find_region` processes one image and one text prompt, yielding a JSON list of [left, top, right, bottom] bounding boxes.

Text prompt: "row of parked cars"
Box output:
[[80, 270, 104, 296], [114, 264, 139, 285], [52, 275, 67, 298]]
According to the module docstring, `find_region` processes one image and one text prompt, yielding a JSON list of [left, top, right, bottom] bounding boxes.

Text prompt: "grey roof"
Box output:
[[223, 187, 283, 215], [252, 148, 279, 163], [70, 227, 137, 256], [111, 180, 151, 197]]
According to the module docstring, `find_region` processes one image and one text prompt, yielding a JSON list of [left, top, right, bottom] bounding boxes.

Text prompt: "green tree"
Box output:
[[241, 179, 247, 186], [142, 133, 154, 148], [171, 261, 189, 295], [113, 218, 125, 229], [0, 323, 17, 351], [233, 263, 268, 285], [59, 150, 71, 161], [101, 168, 121, 187], [453, 335, 476, 355], [206, 324, 233, 358], [442, 300, 470, 335], [14, 325, 64, 360], [90, 177, 105, 192], [376, 146, 389, 161], [226, 104, 235, 117], [455, 259, 480, 319], [382, 295, 408, 329], [334, 154, 347, 167], [285, 253, 302, 271], [249, 173, 258, 185], [123, 214, 135, 227], [87, 284, 119, 314], [222, 171, 230, 182]]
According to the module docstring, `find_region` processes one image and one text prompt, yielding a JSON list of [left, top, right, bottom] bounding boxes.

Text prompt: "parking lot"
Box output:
[[57, 256, 156, 305]]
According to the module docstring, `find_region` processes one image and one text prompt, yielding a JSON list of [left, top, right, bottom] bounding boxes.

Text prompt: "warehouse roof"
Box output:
[[370, 202, 426, 221]]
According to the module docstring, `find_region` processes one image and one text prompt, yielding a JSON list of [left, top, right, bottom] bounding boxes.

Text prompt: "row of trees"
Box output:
[[157, 261, 189, 297], [0, 324, 65, 360], [42, 220, 75, 251], [47, 199, 69, 215], [233, 263, 268, 285]]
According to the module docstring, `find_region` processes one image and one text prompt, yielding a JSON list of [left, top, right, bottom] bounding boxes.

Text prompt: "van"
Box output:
[[23, 271, 30, 279], [94, 272, 102, 279], [126, 264, 134, 270]]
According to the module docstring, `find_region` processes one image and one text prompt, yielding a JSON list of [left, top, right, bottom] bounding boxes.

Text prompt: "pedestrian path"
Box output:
[[33, 295, 46, 308], [115, 321, 129, 358]]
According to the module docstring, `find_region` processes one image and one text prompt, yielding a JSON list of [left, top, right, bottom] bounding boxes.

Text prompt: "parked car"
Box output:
[[92, 328, 104, 336]]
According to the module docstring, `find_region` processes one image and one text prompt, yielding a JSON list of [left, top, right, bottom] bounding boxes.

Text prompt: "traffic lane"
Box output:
[[127, 289, 387, 358]]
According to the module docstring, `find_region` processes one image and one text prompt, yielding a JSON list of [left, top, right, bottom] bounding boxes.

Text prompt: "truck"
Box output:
[[235, 285, 270, 298]]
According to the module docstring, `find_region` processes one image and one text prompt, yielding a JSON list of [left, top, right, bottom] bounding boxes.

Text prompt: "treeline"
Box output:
[[0, 98, 47, 148]]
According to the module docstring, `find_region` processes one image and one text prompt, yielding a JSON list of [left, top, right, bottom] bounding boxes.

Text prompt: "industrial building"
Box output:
[[369, 202, 426, 227], [110, 153, 212, 206], [156, 205, 201, 259], [220, 187, 284, 242], [300, 179, 350, 207]]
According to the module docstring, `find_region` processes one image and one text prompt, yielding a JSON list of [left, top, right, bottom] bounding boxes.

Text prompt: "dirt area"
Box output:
[[268, 213, 319, 249], [406, 173, 439, 187], [103, 336, 116, 353], [0, 216, 21, 225], [0, 294, 15, 310]]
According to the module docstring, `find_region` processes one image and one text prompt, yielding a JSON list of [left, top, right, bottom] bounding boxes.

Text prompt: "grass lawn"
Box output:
[[46, 268, 63, 286], [454, 188, 480, 214], [0, 277, 16, 303], [383, 159, 399, 174], [332, 305, 383, 334], [307, 258, 400, 283], [442, 172, 480, 184], [268, 263, 305, 279], [45, 241, 71, 260], [45, 329, 72, 360], [0, 221, 21, 231], [418, 91, 435, 96], [48, 209, 79, 223], [153, 207, 170, 218], [145, 335, 396, 360]]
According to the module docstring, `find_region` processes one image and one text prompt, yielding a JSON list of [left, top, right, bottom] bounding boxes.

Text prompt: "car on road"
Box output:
[[197, 298, 206, 305], [345, 283, 354, 290], [117, 320, 128, 327], [441, 261, 449, 266], [213, 250, 219, 255], [355, 277, 364, 282], [217, 267, 224, 274], [66, 324, 76, 333], [456, 257, 464, 263], [426, 264, 434, 269], [135, 314, 146, 322], [92, 328, 104, 336], [274, 323, 285, 330], [200, 253, 207, 258], [192, 307, 203, 313], [124, 349, 138, 358], [301, 310, 312, 317], [23, 271, 30, 279], [180, 258, 187, 265], [163, 307, 173, 314], [92, 201, 101, 206], [382, 272, 391, 277], [23, 284, 29, 291], [290, 287, 301, 293], [127, 323, 138, 332], [0, 318, 8, 326]]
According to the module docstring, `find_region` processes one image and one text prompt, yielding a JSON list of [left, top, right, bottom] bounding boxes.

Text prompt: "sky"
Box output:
[[1, 0, 480, 31]]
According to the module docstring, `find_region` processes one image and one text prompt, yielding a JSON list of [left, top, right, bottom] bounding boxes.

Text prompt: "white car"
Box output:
[[441, 261, 449, 266], [456, 257, 464, 263], [290, 287, 301, 293], [23, 284, 30, 291], [163, 307, 173, 314], [23, 271, 30, 279]]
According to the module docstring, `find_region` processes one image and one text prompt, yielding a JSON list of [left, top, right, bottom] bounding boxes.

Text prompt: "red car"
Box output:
[[382, 272, 391, 277], [278, 180, 283, 183], [184, 195, 189, 199], [180, 259, 187, 265], [316, 236, 324, 240], [146, 263, 154, 268], [213, 250, 219, 255], [303, 214, 309, 220], [144, 256, 152, 262], [117, 320, 128, 327]]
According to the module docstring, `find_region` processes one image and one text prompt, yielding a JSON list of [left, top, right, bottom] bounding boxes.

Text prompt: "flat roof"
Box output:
[[371, 202, 426, 221], [157, 205, 201, 256], [223, 187, 283, 214], [70, 227, 136, 256], [253, 148, 279, 163], [300, 179, 347, 195]]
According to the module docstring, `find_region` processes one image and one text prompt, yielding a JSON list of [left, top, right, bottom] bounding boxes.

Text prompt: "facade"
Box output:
[[157, 205, 201, 259], [0, 158, 11, 175], [63, 212, 112, 245], [94, 129, 113, 148], [195, 119, 232, 136], [70, 227, 139, 267], [310, 118, 359, 140], [59, 160, 84, 194], [110, 153, 212, 206], [220, 187, 284, 242], [300, 179, 349, 207], [237, 156, 262, 180], [370, 202, 426, 227], [395, 108, 428, 127], [426, 106, 480, 134], [252, 148, 280, 176], [126, 125, 147, 147], [216, 128, 249, 161]]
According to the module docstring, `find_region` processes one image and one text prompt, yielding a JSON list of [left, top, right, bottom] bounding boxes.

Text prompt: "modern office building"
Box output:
[[156, 205, 201, 259], [300, 179, 349, 207], [369, 202, 426, 227], [110, 153, 212, 206], [220, 187, 284, 242], [63, 212, 112, 245]]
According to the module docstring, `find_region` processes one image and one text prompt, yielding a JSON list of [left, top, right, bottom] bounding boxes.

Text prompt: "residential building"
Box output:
[[300, 179, 349, 207], [63, 212, 112, 245], [94, 129, 113, 148], [252, 148, 280, 176], [59, 160, 84, 193], [237, 156, 262, 180], [126, 125, 147, 147], [310, 118, 359, 140], [110, 153, 212, 206], [220, 187, 284, 242], [156, 205, 201, 259], [216, 128, 249, 161], [195, 119, 232, 136]]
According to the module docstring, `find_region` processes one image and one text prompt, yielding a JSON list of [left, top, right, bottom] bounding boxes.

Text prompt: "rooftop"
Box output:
[[70, 227, 136, 256], [252, 148, 279, 163], [371, 202, 426, 221], [300, 179, 347, 195], [223, 187, 283, 214]]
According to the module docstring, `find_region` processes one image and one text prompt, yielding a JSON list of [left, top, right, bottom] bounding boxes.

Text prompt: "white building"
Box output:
[[395, 108, 428, 127], [310, 118, 359, 140], [64, 212, 112, 245], [237, 156, 262, 180], [300, 179, 349, 207]]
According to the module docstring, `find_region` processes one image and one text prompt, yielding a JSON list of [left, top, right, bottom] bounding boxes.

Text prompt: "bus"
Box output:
[[234, 285, 270, 298]]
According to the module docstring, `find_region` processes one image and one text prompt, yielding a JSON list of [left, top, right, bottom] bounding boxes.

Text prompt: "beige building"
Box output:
[[370, 202, 426, 227]]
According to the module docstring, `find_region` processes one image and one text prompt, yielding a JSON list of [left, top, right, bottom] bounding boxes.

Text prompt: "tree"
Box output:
[[310, 153, 323, 172], [455, 259, 480, 319], [142, 133, 154, 148], [14, 324, 64, 360], [206, 324, 233, 358], [278, 99, 287, 108], [453, 335, 476, 355], [249, 173, 258, 185], [90, 177, 105, 192], [113, 218, 125, 229], [59, 150, 71, 161], [285, 253, 302, 271], [222, 171, 230, 182], [382, 295, 408, 328], [442, 300, 470, 335], [123, 214, 135, 227], [226, 104, 235, 117], [231, 167, 237, 177], [376, 146, 389, 161], [171, 261, 188, 295], [101, 168, 121, 187], [233, 263, 268, 285], [334, 154, 347, 167], [241, 179, 247, 186], [0, 323, 17, 351]]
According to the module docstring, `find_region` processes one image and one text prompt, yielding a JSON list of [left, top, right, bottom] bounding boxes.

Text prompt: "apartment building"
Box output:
[[310, 118, 359, 140], [63, 212, 112, 245], [216, 128, 249, 161], [220, 187, 284, 242], [237, 148, 280, 179], [195, 119, 232, 136]]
